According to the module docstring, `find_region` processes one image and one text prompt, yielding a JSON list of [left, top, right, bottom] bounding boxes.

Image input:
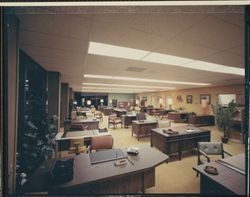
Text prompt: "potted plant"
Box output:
[[211, 99, 237, 143]]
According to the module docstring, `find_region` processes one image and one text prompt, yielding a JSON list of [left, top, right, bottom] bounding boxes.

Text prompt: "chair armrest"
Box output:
[[223, 150, 232, 157], [86, 145, 91, 153], [198, 149, 210, 162]]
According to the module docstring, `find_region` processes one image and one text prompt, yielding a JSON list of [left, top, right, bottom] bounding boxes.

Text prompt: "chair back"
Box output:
[[136, 112, 146, 121], [91, 136, 113, 151], [157, 120, 171, 128], [198, 142, 223, 155]]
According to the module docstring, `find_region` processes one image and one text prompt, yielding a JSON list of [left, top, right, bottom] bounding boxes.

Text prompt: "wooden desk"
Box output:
[[188, 115, 215, 126], [114, 108, 127, 117], [151, 126, 211, 160], [121, 114, 136, 128], [168, 112, 192, 123], [55, 130, 111, 153], [103, 107, 114, 115], [72, 119, 99, 130], [193, 153, 245, 196], [132, 120, 158, 141], [21, 144, 169, 194]]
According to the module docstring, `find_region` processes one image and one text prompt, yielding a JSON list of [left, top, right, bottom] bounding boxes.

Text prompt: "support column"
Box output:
[[5, 15, 19, 195], [60, 83, 69, 127], [47, 71, 60, 131]]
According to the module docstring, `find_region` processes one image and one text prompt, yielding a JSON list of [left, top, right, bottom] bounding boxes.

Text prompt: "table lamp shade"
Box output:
[[135, 99, 139, 105], [201, 99, 208, 108], [159, 98, 163, 104], [87, 100, 91, 105], [167, 98, 173, 105], [100, 99, 104, 103]]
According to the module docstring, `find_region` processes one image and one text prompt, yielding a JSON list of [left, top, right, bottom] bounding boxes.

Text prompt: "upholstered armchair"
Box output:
[[157, 120, 171, 128], [136, 112, 146, 121], [196, 141, 232, 176], [108, 114, 122, 129], [87, 136, 114, 153]]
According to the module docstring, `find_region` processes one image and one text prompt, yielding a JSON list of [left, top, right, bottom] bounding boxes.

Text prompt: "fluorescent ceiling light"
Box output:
[[82, 82, 175, 90], [180, 61, 244, 75], [81, 89, 140, 93], [88, 41, 149, 60], [84, 74, 210, 86], [81, 86, 155, 92], [88, 41, 244, 76], [143, 52, 191, 65]]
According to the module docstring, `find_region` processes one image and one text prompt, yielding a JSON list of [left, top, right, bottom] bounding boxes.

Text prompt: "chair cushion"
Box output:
[[157, 120, 171, 128], [199, 142, 223, 155]]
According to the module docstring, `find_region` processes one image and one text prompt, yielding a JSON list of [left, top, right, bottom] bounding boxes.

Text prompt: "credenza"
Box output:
[[168, 112, 192, 123], [188, 115, 215, 126]]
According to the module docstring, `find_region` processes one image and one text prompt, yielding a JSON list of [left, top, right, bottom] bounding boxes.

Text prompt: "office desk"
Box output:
[[72, 119, 99, 130], [55, 130, 111, 153], [132, 120, 158, 141], [188, 115, 215, 126], [22, 144, 169, 194], [168, 112, 192, 123], [193, 153, 245, 196], [151, 126, 210, 160], [121, 114, 136, 128], [101, 107, 114, 115], [114, 108, 127, 117]]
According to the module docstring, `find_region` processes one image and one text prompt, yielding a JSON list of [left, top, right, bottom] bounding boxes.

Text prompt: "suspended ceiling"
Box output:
[[10, 5, 245, 93]]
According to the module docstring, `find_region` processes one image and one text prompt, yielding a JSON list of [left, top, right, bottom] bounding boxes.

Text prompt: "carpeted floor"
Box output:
[[96, 113, 245, 194]]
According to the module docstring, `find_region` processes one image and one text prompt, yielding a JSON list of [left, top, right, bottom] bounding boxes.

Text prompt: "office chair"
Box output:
[[68, 139, 86, 155], [108, 114, 122, 129], [157, 120, 171, 128], [136, 112, 146, 121], [87, 136, 114, 153], [196, 141, 232, 176], [95, 111, 103, 122]]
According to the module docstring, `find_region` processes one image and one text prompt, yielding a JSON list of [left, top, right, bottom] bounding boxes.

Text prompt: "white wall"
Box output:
[[108, 93, 135, 104]]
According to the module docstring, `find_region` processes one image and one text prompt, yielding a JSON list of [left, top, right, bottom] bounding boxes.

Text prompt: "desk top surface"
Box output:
[[193, 154, 245, 195], [132, 120, 157, 124], [114, 108, 127, 112], [152, 125, 210, 137], [72, 119, 99, 123], [55, 130, 111, 141], [168, 111, 192, 115], [22, 144, 169, 192], [122, 114, 136, 117], [216, 153, 245, 174]]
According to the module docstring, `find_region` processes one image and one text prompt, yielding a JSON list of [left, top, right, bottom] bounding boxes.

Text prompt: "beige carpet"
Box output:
[[97, 113, 245, 194]]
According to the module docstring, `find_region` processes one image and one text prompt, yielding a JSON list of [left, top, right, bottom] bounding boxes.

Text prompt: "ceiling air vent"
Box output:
[[125, 67, 146, 72]]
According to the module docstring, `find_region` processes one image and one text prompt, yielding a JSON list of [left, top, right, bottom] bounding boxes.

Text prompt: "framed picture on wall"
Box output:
[[200, 94, 211, 105], [186, 95, 193, 104]]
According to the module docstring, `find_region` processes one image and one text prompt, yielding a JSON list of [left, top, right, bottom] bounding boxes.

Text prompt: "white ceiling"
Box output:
[[14, 6, 245, 93]]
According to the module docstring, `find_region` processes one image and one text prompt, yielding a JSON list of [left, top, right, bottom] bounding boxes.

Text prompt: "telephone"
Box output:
[[50, 158, 74, 183]]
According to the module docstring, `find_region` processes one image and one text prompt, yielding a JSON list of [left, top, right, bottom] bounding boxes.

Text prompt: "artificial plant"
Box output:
[[211, 99, 237, 143]]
